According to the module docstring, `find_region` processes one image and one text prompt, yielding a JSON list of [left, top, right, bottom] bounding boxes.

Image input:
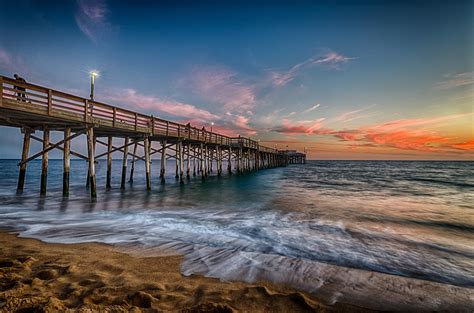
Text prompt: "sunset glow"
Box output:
[[0, 1, 472, 160]]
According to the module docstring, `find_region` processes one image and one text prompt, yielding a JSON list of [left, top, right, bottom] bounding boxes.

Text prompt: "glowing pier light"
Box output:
[[89, 71, 99, 100]]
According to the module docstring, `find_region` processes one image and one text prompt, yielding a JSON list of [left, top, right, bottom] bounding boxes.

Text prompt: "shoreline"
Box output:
[[0, 230, 372, 312]]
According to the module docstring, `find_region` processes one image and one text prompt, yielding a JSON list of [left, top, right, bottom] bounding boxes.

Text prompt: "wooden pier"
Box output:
[[0, 75, 306, 198]]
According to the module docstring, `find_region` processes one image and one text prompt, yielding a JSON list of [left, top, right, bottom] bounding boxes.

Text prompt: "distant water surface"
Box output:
[[0, 159, 473, 308]]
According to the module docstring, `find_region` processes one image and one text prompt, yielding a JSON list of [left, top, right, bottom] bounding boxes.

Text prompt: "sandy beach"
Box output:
[[0, 231, 373, 312]]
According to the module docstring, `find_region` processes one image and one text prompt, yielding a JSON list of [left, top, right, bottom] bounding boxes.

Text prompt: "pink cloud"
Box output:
[[185, 65, 257, 113], [104, 88, 219, 121], [331, 130, 361, 141], [221, 113, 257, 136], [273, 118, 328, 135]]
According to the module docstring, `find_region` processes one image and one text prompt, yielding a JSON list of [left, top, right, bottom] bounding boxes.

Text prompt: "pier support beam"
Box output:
[[186, 144, 190, 179], [121, 137, 129, 190], [17, 130, 31, 193], [160, 140, 166, 183], [175, 143, 179, 178], [193, 146, 196, 176], [178, 141, 184, 184], [144, 136, 151, 191], [87, 127, 97, 198], [129, 141, 138, 183], [62, 128, 71, 197], [227, 147, 232, 175], [106, 136, 112, 189], [40, 127, 49, 196], [237, 148, 242, 174], [210, 149, 213, 173], [200, 143, 205, 180], [217, 146, 222, 176], [86, 136, 96, 188]]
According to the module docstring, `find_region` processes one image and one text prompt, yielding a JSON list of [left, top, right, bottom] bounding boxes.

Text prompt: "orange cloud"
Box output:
[[271, 113, 473, 154], [451, 140, 474, 151]]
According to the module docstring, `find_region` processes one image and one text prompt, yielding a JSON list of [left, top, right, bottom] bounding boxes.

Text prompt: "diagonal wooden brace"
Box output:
[[18, 130, 87, 166], [95, 138, 146, 162], [30, 134, 92, 162]]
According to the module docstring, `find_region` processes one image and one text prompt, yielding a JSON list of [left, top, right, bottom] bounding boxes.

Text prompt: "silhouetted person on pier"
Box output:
[[14, 74, 26, 102], [185, 122, 191, 137]]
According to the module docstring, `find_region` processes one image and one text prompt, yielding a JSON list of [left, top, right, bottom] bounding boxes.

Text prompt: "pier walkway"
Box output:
[[0, 75, 305, 198]]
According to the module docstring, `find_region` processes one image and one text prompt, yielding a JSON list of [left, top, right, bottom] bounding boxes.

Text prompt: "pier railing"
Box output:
[[0, 75, 280, 153]]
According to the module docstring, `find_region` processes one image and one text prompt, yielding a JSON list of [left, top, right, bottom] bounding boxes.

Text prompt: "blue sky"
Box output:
[[0, 0, 472, 159]]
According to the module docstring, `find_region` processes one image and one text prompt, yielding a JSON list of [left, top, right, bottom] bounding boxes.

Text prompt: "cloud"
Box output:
[[311, 51, 354, 68], [269, 51, 355, 87], [339, 113, 474, 152], [273, 118, 327, 135], [435, 72, 474, 89], [0, 48, 29, 75], [335, 104, 377, 123], [270, 113, 474, 153], [302, 103, 320, 113], [365, 113, 471, 131], [104, 88, 219, 121], [362, 129, 453, 152], [184, 65, 257, 113], [75, 0, 112, 42], [451, 139, 474, 151]]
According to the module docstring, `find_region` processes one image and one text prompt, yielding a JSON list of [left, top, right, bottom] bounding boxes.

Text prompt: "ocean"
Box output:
[[0, 159, 473, 309]]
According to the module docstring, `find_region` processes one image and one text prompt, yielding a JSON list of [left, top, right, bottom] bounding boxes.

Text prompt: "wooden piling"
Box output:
[[121, 137, 129, 190], [62, 128, 71, 197], [17, 130, 31, 193], [40, 127, 49, 196], [210, 149, 213, 173], [205, 145, 209, 175], [160, 140, 166, 183], [178, 141, 184, 184], [186, 144, 190, 178], [237, 148, 242, 173], [227, 147, 232, 175], [87, 127, 97, 198], [129, 141, 138, 183], [192, 146, 196, 176], [86, 136, 96, 188], [216, 146, 221, 176], [144, 136, 151, 191], [199, 143, 206, 180], [106, 136, 112, 189], [175, 143, 179, 178]]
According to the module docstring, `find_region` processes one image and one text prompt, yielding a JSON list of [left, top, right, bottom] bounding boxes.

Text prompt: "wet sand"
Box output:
[[0, 231, 371, 312]]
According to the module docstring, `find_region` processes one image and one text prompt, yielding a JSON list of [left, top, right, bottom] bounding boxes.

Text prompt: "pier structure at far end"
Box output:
[[0, 75, 306, 198]]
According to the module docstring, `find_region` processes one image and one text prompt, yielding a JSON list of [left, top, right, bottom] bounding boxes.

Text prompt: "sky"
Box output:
[[0, 0, 472, 160]]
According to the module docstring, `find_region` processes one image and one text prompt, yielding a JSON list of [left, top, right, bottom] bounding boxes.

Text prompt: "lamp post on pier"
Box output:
[[90, 71, 99, 100]]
